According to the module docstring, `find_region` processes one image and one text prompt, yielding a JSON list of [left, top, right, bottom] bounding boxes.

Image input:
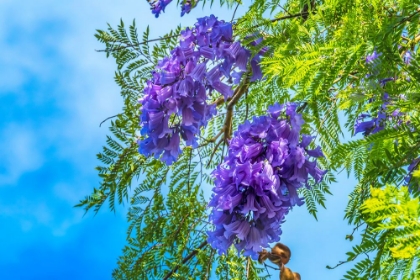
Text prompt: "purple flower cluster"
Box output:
[[354, 93, 399, 136], [138, 15, 264, 164], [207, 103, 327, 258]]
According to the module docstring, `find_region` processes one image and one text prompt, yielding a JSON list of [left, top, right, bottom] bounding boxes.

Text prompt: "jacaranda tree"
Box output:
[[77, 0, 420, 278]]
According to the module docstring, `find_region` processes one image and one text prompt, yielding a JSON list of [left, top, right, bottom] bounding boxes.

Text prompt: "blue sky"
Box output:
[[0, 1, 359, 279]]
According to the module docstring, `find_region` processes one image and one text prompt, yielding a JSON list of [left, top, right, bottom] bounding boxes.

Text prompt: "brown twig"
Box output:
[[345, 222, 366, 241], [223, 81, 250, 142], [205, 249, 216, 280], [207, 137, 224, 168], [211, 96, 226, 107], [245, 90, 249, 121], [162, 241, 208, 280], [187, 148, 192, 196], [277, 4, 292, 16], [248, 12, 310, 30], [327, 224, 370, 270], [224, 106, 234, 143], [231, 1, 241, 23], [99, 114, 119, 127], [197, 129, 223, 148]]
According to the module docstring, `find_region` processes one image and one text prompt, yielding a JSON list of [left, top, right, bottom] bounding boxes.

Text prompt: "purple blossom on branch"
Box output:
[[365, 50, 381, 64], [207, 103, 327, 258], [138, 15, 265, 164], [405, 157, 420, 184], [354, 51, 407, 136], [148, 0, 198, 17], [404, 50, 412, 65], [149, 0, 173, 18], [180, 0, 193, 16]]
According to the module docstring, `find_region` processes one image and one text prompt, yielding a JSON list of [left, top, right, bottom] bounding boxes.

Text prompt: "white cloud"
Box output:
[[0, 199, 51, 225], [0, 124, 45, 184], [0, 196, 84, 236]]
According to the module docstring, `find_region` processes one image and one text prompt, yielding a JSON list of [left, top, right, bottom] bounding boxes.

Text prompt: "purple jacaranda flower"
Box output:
[[300, 134, 314, 148], [243, 33, 266, 81], [391, 109, 400, 117], [408, 158, 420, 173], [268, 103, 284, 119], [207, 226, 235, 255], [266, 140, 288, 167], [404, 157, 420, 186], [246, 226, 264, 252], [306, 146, 324, 158], [211, 80, 234, 99], [180, 0, 193, 16], [207, 102, 326, 258], [366, 50, 381, 64], [235, 48, 250, 71], [233, 220, 252, 240], [241, 193, 258, 212], [305, 160, 327, 183], [149, 0, 173, 18], [199, 46, 215, 60], [259, 195, 280, 218], [250, 57, 263, 81], [379, 78, 394, 87], [354, 119, 375, 135], [190, 62, 207, 81], [231, 71, 244, 84], [210, 210, 232, 225], [404, 50, 412, 65]]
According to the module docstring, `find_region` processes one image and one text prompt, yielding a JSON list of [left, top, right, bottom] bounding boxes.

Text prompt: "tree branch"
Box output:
[[211, 96, 226, 106], [205, 249, 215, 279], [231, 1, 241, 23], [248, 12, 310, 30], [198, 130, 223, 148], [97, 12, 311, 53], [99, 114, 119, 127], [207, 137, 224, 168], [162, 241, 208, 280], [246, 257, 251, 278], [223, 81, 250, 142]]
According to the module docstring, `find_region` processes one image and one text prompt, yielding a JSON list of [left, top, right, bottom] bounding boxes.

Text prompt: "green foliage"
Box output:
[[338, 186, 420, 280]]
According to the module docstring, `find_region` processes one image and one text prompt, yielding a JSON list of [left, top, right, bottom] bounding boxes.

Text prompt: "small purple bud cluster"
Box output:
[[354, 93, 401, 136], [404, 50, 412, 65], [354, 51, 407, 136], [207, 103, 327, 259], [138, 15, 264, 165], [405, 157, 420, 184], [365, 50, 381, 65], [148, 0, 198, 18]]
